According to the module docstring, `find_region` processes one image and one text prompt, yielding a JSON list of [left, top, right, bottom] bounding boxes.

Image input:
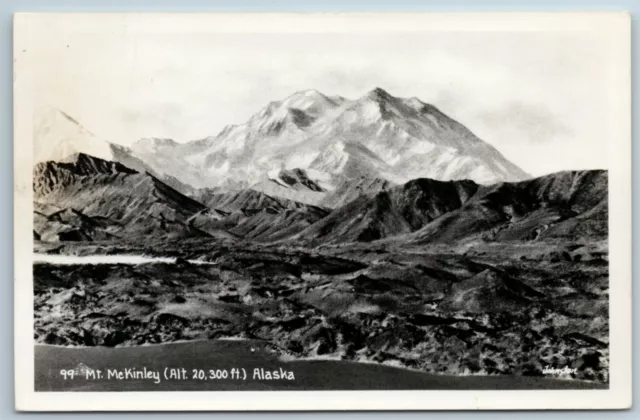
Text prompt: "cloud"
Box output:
[[121, 102, 185, 139], [475, 101, 573, 144]]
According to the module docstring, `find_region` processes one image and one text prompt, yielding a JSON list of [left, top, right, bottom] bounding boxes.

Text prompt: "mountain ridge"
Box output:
[[33, 153, 215, 241], [288, 169, 607, 246], [32, 151, 606, 248]]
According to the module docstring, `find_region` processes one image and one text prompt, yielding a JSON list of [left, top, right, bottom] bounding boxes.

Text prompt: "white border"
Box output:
[[13, 12, 632, 411]]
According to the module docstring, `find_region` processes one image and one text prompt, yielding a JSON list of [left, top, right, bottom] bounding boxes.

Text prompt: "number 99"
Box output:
[[60, 369, 75, 380]]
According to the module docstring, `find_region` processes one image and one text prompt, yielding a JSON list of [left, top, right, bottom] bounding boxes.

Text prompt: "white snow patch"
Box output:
[[33, 254, 217, 266], [410, 141, 436, 155]]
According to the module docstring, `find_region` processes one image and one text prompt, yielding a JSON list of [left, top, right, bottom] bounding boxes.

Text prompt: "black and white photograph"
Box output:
[[14, 12, 632, 411]]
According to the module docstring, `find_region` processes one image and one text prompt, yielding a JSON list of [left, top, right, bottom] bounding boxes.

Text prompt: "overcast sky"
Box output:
[[29, 14, 623, 176]]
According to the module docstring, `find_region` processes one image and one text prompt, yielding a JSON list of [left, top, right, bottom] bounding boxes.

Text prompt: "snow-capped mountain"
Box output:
[[31, 102, 607, 249], [34, 105, 115, 164], [36, 89, 531, 207], [308, 88, 530, 184], [33, 106, 196, 195], [130, 89, 348, 190], [130, 88, 530, 202]]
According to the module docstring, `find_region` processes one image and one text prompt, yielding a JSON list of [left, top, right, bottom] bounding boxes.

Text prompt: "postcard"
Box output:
[[14, 12, 632, 411]]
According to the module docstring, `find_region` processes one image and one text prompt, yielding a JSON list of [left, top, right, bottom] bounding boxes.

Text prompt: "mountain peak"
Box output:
[[33, 153, 139, 197], [36, 104, 83, 125], [366, 87, 394, 101], [34, 105, 115, 163], [406, 96, 425, 108], [135, 137, 179, 149], [110, 87, 531, 190], [58, 152, 138, 176], [289, 88, 325, 98], [280, 89, 339, 113]]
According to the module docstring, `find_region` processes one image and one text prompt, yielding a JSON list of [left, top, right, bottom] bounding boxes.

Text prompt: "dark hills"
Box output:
[[290, 178, 478, 244], [320, 176, 393, 208], [289, 170, 606, 246], [33, 152, 607, 246], [408, 170, 607, 244], [191, 188, 313, 212], [33, 154, 330, 243], [34, 153, 215, 241]]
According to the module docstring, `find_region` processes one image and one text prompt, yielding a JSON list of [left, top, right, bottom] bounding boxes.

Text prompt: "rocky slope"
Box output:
[[289, 170, 606, 246], [34, 106, 196, 196], [33, 153, 218, 241], [34, 154, 333, 243], [289, 178, 477, 244], [409, 170, 608, 244], [33, 152, 606, 247], [192, 188, 312, 212], [320, 176, 393, 209], [33, 239, 610, 383], [187, 188, 330, 242]]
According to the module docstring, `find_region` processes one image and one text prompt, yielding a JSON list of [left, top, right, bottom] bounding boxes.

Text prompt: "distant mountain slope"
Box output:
[[307, 88, 530, 184], [33, 153, 328, 244], [128, 88, 530, 204], [287, 170, 606, 246], [34, 106, 115, 164], [34, 106, 196, 196], [228, 206, 330, 243], [32, 148, 605, 246], [129, 89, 346, 190], [38, 88, 531, 208], [410, 170, 608, 244], [187, 187, 331, 242], [191, 188, 313, 212], [33, 154, 220, 241], [320, 176, 394, 208], [290, 178, 479, 244]]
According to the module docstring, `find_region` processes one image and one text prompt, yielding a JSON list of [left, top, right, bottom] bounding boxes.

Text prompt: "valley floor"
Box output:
[[33, 238, 610, 389]]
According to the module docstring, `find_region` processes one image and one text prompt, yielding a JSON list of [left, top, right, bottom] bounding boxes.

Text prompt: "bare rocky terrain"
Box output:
[[34, 235, 609, 384]]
